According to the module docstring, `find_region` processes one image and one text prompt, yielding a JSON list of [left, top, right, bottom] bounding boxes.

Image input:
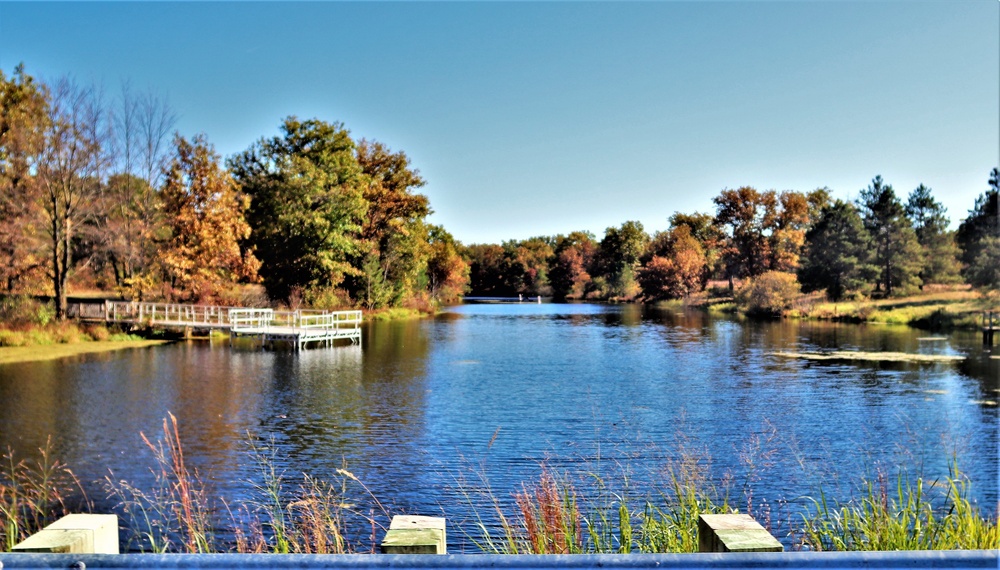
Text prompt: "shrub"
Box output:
[[0, 330, 27, 347], [735, 272, 802, 317], [0, 296, 55, 327]]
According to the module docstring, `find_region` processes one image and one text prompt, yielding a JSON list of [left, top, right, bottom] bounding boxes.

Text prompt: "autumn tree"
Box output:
[[159, 134, 259, 303], [857, 175, 923, 296], [549, 231, 597, 301], [905, 184, 961, 285], [230, 117, 366, 304], [466, 243, 508, 296], [0, 64, 49, 294], [426, 224, 469, 304], [668, 211, 724, 283], [713, 187, 777, 285], [503, 237, 555, 296], [637, 225, 706, 301], [956, 168, 1000, 289], [34, 77, 110, 318], [798, 199, 877, 301], [769, 191, 810, 272], [352, 139, 431, 308]]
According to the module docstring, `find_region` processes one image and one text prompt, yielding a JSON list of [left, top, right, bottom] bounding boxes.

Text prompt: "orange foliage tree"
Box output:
[[159, 134, 259, 303], [637, 225, 707, 301]]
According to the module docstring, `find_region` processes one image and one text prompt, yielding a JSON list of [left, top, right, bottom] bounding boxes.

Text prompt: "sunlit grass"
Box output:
[[0, 339, 167, 365], [7, 414, 999, 554], [800, 467, 999, 551], [1, 439, 90, 551], [806, 289, 994, 329]]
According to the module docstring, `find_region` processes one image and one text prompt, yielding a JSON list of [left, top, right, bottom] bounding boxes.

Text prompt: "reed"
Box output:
[[1, 439, 89, 552], [106, 413, 214, 553], [799, 466, 999, 551]]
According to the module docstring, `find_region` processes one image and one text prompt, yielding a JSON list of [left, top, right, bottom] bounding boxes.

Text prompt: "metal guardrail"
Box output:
[[0, 551, 997, 569]]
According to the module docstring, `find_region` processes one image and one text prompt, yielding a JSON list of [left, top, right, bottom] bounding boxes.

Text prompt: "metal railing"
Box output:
[[1, 551, 996, 569]]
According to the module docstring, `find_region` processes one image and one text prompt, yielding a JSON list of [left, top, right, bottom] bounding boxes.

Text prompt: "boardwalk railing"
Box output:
[[68, 301, 363, 350], [107, 301, 235, 327], [230, 308, 363, 349]]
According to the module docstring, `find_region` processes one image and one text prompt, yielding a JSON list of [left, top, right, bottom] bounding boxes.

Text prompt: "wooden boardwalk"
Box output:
[[69, 300, 362, 350]]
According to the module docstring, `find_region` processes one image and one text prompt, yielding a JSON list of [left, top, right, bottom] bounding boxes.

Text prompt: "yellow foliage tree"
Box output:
[[159, 134, 259, 303]]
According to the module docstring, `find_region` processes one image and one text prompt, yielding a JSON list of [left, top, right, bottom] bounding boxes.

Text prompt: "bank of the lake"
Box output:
[[0, 339, 170, 365], [686, 289, 996, 332]]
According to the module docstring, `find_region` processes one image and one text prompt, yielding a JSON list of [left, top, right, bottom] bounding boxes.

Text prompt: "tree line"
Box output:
[[0, 65, 468, 319], [1, 64, 997, 320], [467, 173, 999, 308]]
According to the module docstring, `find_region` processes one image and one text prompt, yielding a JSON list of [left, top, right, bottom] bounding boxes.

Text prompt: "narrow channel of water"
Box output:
[[0, 303, 996, 551]]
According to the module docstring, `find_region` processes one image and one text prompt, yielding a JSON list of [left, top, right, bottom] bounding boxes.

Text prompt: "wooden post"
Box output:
[[381, 515, 446, 554], [12, 514, 118, 554], [698, 514, 782, 553]]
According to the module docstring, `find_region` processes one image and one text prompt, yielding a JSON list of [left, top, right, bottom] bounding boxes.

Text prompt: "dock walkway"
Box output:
[[69, 300, 361, 350]]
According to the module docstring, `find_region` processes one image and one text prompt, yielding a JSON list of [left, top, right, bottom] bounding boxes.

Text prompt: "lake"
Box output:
[[1, 302, 997, 551]]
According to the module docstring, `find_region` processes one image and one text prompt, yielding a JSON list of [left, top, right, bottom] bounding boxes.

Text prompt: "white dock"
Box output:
[[68, 301, 362, 350], [230, 308, 362, 350]]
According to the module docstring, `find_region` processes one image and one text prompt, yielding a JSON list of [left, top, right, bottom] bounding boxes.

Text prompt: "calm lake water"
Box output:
[[1, 303, 997, 551]]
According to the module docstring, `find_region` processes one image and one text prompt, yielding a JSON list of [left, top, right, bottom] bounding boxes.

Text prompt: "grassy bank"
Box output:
[[0, 339, 169, 365], [682, 287, 996, 332], [801, 289, 994, 330], [0, 316, 169, 364]]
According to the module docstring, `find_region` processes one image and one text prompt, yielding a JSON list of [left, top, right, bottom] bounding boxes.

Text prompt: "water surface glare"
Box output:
[[0, 303, 997, 551]]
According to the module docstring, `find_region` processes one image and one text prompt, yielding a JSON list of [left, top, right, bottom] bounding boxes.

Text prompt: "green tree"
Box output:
[[857, 176, 923, 296], [905, 184, 961, 285], [596, 221, 648, 299], [352, 139, 431, 306], [956, 168, 999, 287], [229, 117, 366, 304], [964, 236, 1000, 291], [798, 200, 877, 301], [466, 243, 508, 296], [159, 134, 259, 303]]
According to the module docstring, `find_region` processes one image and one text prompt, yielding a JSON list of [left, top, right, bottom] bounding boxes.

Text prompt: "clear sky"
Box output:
[[2, 1, 997, 245]]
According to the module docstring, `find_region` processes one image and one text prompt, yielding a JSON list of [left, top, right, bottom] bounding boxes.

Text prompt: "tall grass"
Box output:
[[800, 466, 999, 550], [105, 417, 388, 553], [1, 439, 89, 551], [13, 414, 998, 554]]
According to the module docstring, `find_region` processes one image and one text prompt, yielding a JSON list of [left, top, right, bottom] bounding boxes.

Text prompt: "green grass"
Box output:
[[0, 339, 168, 364], [800, 467, 999, 550]]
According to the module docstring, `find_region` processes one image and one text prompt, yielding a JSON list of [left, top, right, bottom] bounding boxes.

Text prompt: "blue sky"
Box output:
[[2, 1, 997, 245]]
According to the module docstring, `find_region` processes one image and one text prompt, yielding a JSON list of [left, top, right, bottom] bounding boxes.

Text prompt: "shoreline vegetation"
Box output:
[[2, 416, 997, 554], [0, 288, 993, 365]]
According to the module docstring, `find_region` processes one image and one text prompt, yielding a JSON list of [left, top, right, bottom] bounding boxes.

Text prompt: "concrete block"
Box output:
[[381, 515, 446, 554], [12, 514, 119, 554], [698, 513, 782, 552]]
